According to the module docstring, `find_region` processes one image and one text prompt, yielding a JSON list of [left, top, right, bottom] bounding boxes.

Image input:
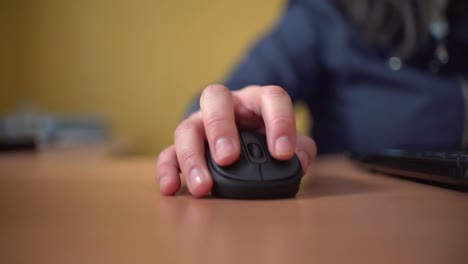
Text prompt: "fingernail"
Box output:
[[188, 168, 207, 189], [159, 175, 171, 191], [275, 136, 292, 156], [215, 137, 235, 159]]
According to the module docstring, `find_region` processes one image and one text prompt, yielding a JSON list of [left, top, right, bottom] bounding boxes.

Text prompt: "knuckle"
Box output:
[[159, 145, 175, 157], [201, 84, 228, 99], [268, 115, 295, 129], [156, 145, 175, 164], [157, 147, 172, 164], [174, 119, 196, 139], [177, 147, 198, 167], [204, 114, 227, 132], [261, 85, 289, 99]]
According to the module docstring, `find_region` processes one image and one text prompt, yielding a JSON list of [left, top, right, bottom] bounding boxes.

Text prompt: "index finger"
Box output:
[[200, 84, 241, 166]]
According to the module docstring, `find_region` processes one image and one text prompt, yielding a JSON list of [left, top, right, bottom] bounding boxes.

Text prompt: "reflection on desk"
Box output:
[[0, 148, 467, 264]]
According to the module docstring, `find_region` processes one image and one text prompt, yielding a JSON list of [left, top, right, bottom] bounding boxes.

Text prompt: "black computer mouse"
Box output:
[[206, 130, 302, 199]]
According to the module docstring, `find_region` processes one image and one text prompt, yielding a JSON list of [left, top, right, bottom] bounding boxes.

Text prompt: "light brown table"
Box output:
[[1, 147, 467, 264]]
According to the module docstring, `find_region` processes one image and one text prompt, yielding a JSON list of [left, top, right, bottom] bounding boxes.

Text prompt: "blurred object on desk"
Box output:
[[0, 136, 36, 152], [0, 0, 284, 154], [0, 104, 108, 152]]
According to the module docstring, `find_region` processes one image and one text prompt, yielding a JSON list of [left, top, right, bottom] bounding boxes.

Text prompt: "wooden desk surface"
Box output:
[[1, 148, 467, 264]]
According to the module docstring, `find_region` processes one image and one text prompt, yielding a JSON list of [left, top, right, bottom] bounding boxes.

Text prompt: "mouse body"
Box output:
[[206, 130, 302, 199]]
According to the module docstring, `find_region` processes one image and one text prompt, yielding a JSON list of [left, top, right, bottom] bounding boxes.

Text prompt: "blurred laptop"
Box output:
[[350, 149, 468, 189]]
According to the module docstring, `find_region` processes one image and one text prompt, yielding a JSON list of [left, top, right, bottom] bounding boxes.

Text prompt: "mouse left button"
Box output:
[[207, 150, 262, 182]]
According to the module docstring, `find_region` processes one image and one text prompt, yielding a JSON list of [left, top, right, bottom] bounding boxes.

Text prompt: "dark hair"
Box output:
[[338, 0, 467, 59]]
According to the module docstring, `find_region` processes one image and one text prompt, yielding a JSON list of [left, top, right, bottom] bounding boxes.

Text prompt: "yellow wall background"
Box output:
[[0, 1, 20, 113], [1, 0, 311, 155]]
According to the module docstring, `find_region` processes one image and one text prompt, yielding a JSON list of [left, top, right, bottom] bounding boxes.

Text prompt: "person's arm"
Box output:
[[184, 0, 327, 117]]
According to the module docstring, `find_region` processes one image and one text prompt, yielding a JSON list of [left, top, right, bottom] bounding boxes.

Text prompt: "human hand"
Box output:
[[156, 84, 317, 197]]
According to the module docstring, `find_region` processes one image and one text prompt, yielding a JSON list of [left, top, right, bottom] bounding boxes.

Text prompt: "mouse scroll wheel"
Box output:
[[247, 143, 264, 159]]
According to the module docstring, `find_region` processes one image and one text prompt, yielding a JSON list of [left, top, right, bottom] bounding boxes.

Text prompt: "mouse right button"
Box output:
[[261, 157, 301, 181]]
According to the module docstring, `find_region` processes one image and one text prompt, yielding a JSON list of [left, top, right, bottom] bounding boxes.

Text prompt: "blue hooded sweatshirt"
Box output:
[[188, 0, 468, 154]]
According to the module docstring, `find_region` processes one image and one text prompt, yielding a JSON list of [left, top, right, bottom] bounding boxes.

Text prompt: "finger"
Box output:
[[156, 145, 181, 195], [200, 84, 240, 166], [295, 134, 317, 174], [235, 85, 296, 160], [260, 86, 296, 159], [174, 114, 213, 197]]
